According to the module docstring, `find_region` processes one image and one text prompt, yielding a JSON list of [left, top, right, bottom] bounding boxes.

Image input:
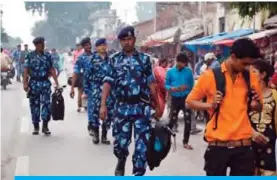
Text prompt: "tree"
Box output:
[[229, 2, 277, 18], [136, 2, 155, 22], [25, 2, 111, 49], [1, 27, 9, 43]]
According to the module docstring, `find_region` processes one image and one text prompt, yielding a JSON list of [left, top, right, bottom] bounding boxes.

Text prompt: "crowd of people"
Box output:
[[1, 25, 277, 176]]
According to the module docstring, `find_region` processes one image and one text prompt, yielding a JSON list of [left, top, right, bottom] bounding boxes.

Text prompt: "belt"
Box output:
[[208, 139, 252, 148], [30, 76, 48, 81], [118, 95, 150, 105]]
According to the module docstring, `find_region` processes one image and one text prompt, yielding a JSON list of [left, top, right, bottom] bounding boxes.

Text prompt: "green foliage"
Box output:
[[229, 2, 277, 18], [136, 2, 155, 22], [25, 2, 111, 49], [1, 27, 9, 43]]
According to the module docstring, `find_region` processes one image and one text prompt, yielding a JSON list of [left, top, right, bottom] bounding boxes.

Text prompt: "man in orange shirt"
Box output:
[[186, 38, 268, 176]]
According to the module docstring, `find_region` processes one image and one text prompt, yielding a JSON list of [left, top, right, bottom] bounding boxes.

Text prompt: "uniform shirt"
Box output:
[[165, 66, 194, 97], [12, 49, 22, 62], [24, 51, 53, 79], [73, 52, 93, 75], [83, 52, 110, 95], [103, 50, 154, 99], [51, 53, 60, 69]]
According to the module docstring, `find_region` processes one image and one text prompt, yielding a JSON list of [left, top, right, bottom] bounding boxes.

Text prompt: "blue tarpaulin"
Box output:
[[183, 29, 254, 53]]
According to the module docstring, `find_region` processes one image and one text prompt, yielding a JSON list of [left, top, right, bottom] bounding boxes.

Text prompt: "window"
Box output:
[[219, 17, 225, 33]]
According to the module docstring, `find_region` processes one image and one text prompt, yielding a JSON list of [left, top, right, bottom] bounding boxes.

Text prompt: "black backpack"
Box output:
[[205, 67, 253, 137], [147, 116, 176, 171], [51, 88, 65, 121]]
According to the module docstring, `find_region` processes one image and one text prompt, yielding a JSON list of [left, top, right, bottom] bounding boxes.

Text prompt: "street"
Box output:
[[1, 72, 207, 178]]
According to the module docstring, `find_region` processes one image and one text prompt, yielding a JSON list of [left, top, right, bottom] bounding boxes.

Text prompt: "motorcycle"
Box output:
[[1, 66, 14, 90]]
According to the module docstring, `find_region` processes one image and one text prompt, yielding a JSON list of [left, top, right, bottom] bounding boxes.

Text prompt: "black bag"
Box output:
[[205, 67, 252, 133], [51, 88, 65, 121], [147, 116, 176, 171]]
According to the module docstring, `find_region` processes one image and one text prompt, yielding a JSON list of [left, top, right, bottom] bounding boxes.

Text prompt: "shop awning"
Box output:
[[184, 29, 254, 52], [147, 26, 180, 42], [215, 29, 277, 46]]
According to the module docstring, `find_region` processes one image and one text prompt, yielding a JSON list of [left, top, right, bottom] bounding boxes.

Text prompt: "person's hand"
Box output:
[[99, 105, 108, 120], [178, 85, 187, 91], [213, 91, 224, 104], [70, 88, 75, 99], [269, 82, 276, 89], [23, 83, 29, 92], [82, 93, 87, 99], [170, 87, 179, 92], [252, 130, 269, 145]]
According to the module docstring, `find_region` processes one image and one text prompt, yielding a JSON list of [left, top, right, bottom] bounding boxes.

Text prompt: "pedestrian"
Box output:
[[70, 37, 93, 124], [99, 26, 162, 176], [12, 44, 23, 82], [23, 37, 60, 135], [203, 52, 221, 70], [165, 53, 194, 150], [72, 43, 83, 67], [250, 60, 277, 176], [83, 38, 114, 145], [51, 48, 61, 77], [186, 38, 268, 176]]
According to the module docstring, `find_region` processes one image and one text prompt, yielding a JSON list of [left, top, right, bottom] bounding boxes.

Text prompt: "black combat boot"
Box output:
[[32, 123, 40, 135], [87, 123, 94, 136], [42, 121, 51, 135], [115, 158, 126, 176], [101, 129, 110, 145], [92, 128, 99, 144]]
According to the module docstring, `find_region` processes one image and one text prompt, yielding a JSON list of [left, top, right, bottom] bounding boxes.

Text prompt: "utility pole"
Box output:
[[153, 2, 156, 33], [124, 10, 128, 24]]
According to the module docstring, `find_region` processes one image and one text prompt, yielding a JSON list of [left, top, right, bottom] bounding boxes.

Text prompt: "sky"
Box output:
[[1, 0, 138, 46]]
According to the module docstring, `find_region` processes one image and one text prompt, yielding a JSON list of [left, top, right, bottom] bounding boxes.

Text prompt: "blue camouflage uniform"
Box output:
[[51, 52, 61, 75], [104, 49, 154, 175], [84, 51, 115, 131], [24, 50, 53, 123], [13, 49, 23, 78], [74, 52, 93, 81]]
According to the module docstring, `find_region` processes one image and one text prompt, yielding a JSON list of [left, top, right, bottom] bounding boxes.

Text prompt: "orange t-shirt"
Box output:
[[186, 63, 262, 142]]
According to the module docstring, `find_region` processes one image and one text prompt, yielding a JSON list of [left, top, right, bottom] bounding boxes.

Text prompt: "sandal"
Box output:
[[183, 144, 193, 150]]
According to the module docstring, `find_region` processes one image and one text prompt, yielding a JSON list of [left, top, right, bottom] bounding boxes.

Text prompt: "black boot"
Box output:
[[87, 123, 93, 136], [101, 129, 110, 145], [92, 128, 99, 144], [32, 123, 40, 135], [42, 121, 51, 135], [115, 158, 126, 176]]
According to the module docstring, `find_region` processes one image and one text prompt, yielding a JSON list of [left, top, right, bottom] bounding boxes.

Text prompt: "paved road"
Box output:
[[1, 72, 207, 178], [1, 79, 27, 180]]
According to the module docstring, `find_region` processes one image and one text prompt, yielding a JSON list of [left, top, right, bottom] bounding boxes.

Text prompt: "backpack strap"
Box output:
[[211, 67, 226, 130], [242, 70, 252, 114], [271, 89, 277, 135]]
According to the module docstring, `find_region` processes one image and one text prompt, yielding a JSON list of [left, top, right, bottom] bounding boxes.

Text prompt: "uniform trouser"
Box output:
[[29, 86, 52, 123], [113, 102, 151, 176], [15, 62, 23, 78], [169, 96, 191, 144], [87, 95, 112, 130]]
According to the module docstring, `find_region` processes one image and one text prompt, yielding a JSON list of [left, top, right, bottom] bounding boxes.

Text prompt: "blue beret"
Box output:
[[118, 26, 135, 39], [81, 37, 91, 46], [95, 38, 107, 47], [33, 37, 45, 45]]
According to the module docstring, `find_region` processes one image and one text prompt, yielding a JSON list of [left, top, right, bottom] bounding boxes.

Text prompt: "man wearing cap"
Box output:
[[203, 52, 221, 70], [99, 26, 162, 176], [83, 38, 114, 145], [70, 37, 93, 121], [12, 44, 23, 82], [23, 37, 60, 135]]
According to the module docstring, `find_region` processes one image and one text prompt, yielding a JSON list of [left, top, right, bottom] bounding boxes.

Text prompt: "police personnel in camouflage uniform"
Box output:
[[99, 26, 162, 176], [83, 38, 114, 145], [23, 37, 60, 135], [70, 37, 94, 133]]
